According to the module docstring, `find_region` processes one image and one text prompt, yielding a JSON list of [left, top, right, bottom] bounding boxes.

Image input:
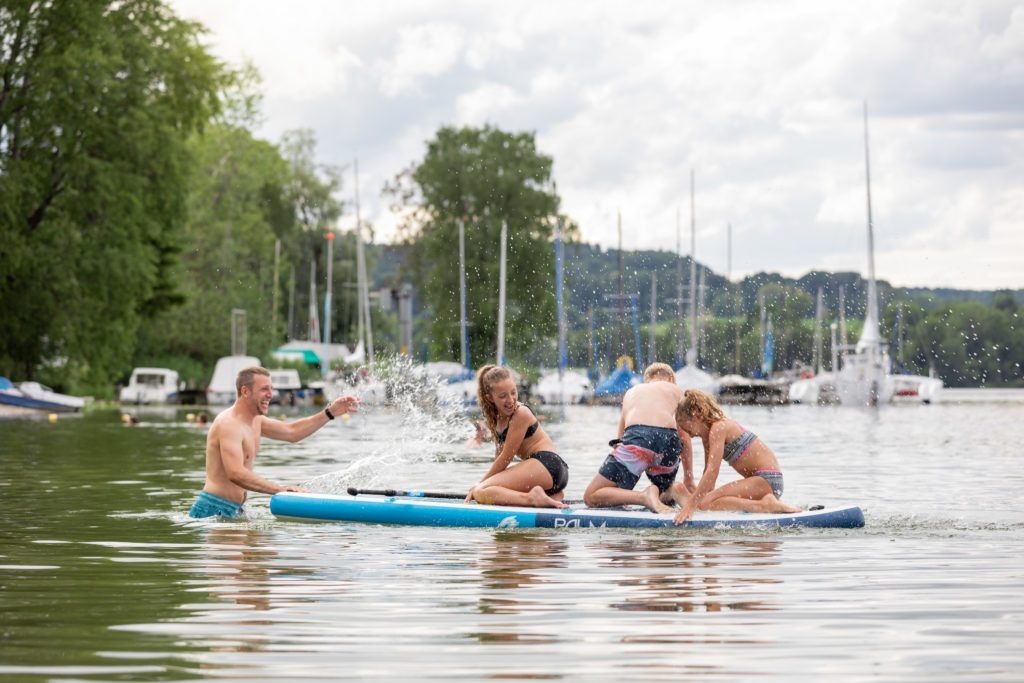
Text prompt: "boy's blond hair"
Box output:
[[643, 362, 675, 383], [676, 388, 726, 425]]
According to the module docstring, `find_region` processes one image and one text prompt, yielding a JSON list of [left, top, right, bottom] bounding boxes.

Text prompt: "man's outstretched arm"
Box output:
[[260, 395, 360, 443]]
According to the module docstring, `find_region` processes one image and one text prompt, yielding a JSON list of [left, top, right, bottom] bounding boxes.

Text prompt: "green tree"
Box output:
[[133, 122, 294, 382], [0, 0, 223, 393], [387, 125, 567, 365], [133, 97, 347, 384], [915, 302, 1023, 387]]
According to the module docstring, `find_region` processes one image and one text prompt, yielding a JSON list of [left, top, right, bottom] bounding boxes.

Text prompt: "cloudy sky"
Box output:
[[170, 0, 1024, 290]]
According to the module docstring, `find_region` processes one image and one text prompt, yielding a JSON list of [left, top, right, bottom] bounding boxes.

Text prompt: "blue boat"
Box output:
[[0, 377, 85, 412], [593, 365, 642, 403], [270, 492, 865, 529]]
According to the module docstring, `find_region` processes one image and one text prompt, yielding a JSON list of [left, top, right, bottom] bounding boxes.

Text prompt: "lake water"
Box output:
[[2, 387, 1023, 681]]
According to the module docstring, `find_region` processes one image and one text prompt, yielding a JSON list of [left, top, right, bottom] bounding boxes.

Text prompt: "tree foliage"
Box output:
[[386, 125, 568, 364], [134, 116, 351, 384], [0, 0, 223, 392]]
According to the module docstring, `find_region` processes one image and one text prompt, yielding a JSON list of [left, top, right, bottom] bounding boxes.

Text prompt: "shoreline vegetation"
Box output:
[[2, 3, 1021, 400]]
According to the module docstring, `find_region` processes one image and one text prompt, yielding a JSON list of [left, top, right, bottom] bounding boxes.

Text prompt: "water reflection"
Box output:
[[195, 527, 278, 615], [474, 531, 570, 617], [596, 537, 782, 615]]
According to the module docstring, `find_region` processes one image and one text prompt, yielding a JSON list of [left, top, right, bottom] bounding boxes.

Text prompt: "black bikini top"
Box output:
[[496, 405, 539, 444]]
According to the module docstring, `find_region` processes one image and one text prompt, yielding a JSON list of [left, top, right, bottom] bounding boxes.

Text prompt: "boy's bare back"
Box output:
[[621, 379, 683, 430]]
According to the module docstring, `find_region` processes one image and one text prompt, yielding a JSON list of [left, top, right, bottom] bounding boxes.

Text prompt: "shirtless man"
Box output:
[[583, 362, 694, 513], [188, 366, 359, 518]]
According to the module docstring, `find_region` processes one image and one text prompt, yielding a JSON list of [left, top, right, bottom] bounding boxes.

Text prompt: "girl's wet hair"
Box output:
[[476, 365, 513, 447], [676, 388, 725, 425]]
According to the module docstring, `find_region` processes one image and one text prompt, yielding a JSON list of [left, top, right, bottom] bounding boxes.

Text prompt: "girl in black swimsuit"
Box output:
[[467, 365, 569, 508]]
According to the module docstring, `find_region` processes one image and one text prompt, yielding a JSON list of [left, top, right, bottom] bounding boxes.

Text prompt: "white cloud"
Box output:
[[168, 0, 1024, 289], [455, 83, 524, 125], [378, 23, 465, 97]]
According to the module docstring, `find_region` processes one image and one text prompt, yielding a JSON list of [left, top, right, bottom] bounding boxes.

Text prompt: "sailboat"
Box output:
[[835, 102, 894, 407], [674, 170, 718, 395], [534, 215, 594, 404], [436, 217, 479, 407], [594, 212, 642, 403]]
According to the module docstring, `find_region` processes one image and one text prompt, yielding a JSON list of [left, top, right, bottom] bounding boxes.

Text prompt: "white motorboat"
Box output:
[[119, 367, 179, 404], [534, 370, 594, 404], [891, 374, 943, 404], [206, 355, 261, 404]]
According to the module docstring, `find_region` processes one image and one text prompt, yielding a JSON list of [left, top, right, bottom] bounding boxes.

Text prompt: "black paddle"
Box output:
[[347, 487, 465, 500], [346, 487, 587, 506]]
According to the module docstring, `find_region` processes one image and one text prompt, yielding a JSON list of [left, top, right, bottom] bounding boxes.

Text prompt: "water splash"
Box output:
[[306, 355, 479, 494]]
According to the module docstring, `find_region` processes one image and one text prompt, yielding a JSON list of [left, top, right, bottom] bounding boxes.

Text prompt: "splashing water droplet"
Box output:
[[304, 354, 477, 493]]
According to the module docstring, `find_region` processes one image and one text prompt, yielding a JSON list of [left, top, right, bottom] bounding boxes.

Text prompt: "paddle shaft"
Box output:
[[346, 487, 584, 505], [347, 487, 463, 500]]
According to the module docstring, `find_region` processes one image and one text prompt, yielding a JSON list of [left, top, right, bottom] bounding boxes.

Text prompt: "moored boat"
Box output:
[[206, 355, 261, 405], [0, 377, 86, 412], [119, 367, 179, 404]]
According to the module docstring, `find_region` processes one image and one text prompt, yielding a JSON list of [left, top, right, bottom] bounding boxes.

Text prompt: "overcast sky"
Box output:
[[170, 0, 1024, 290]]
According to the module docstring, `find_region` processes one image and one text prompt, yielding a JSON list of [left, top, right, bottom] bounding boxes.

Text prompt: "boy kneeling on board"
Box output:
[[583, 363, 694, 513]]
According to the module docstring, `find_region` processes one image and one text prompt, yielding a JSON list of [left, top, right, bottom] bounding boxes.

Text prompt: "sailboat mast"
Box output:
[[813, 286, 824, 374], [617, 211, 625, 359], [458, 218, 468, 370], [688, 169, 697, 365], [354, 159, 374, 365], [730, 223, 741, 374], [648, 272, 657, 368], [287, 265, 295, 341], [839, 285, 848, 350], [496, 220, 507, 365], [555, 214, 567, 376], [309, 259, 319, 344], [863, 101, 880, 338], [324, 230, 334, 354], [272, 239, 281, 344], [587, 303, 595, 374], [676, 207, 684, 366]]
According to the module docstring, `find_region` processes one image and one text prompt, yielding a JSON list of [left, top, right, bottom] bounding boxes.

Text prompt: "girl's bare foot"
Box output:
[[528, 486, 567, 509], [643, 485, 673, 514]]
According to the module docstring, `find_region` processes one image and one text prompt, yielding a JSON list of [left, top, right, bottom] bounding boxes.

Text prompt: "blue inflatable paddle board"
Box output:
[[270, 492, 865, 529]]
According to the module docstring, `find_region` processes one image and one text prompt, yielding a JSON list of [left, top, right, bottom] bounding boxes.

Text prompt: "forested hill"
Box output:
[[372, 241, 1022, 324]]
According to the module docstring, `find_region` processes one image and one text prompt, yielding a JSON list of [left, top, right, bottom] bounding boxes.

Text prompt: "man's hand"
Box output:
[[465, 486, 478, 503], [281, 485, 308, 493], [328, 395, 360, 417]]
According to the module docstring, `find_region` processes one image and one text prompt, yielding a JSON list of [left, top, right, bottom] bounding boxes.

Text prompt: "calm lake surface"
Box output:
[[2, 387, 1023, 681]]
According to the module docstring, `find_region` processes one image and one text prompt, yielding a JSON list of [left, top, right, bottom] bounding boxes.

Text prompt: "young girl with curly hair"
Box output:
[[673, 389, 800, 524]]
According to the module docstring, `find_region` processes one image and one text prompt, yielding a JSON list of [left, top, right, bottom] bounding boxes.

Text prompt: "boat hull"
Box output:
[[0, 391, 81, 412]]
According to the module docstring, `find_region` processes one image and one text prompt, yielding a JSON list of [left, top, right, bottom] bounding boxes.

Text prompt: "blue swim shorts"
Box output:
[[189, 490, 244, 519], [598, 424, 682, 493]]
